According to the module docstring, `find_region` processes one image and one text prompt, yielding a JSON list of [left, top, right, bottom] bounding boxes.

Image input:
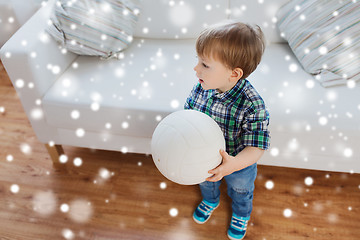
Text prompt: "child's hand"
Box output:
[[206, 149, 235, 182], [206, 146, 264, 182]]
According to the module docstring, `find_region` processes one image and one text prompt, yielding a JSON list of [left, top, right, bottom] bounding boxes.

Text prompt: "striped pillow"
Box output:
[[47, 0, 140, 58], [277, 0, 360, 87]]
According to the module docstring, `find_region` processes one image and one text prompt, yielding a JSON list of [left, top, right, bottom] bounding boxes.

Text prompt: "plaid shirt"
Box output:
[[184, 79, 270, 156]]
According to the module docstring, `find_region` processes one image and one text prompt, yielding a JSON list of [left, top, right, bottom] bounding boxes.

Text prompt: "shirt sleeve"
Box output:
[[241, 108, 270, 150], [184, 97, 192, 110], [183, 83, 199, 110]]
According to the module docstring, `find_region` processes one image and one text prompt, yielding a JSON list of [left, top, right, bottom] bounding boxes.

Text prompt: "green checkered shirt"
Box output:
[[184, 79, 270, 156]]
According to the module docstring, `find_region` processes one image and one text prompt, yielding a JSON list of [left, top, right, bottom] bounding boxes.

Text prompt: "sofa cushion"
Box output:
[[248, 44, 360, 171], [47, 0, 140, 58], [42, 38, 197, 139], [133, 0, 228, 39], [277, 0, 360, 87]]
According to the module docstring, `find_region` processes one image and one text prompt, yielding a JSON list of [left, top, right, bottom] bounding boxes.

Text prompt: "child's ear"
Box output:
[[230, 68, 243, 81]]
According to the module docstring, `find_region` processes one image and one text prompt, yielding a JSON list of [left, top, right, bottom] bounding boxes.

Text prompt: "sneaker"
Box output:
[[227, 213, 250, 240], [192, 200, 219, 224]]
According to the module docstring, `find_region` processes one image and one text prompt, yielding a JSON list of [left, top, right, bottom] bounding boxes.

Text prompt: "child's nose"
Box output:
[[194, 64, 199, 72]]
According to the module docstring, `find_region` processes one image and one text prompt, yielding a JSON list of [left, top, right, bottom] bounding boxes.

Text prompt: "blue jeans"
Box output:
[[199, 163, 257, 217]]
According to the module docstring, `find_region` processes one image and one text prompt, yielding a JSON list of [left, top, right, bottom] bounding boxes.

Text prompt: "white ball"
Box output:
[[151, 110, 225, 185]]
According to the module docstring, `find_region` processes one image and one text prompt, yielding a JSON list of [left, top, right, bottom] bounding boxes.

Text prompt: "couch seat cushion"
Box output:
[[249, 44, 360, 171], [42, 38, 197, 139]]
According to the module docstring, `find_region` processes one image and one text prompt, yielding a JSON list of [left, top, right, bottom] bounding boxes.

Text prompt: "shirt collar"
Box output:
[[213, 79, 247, 101]]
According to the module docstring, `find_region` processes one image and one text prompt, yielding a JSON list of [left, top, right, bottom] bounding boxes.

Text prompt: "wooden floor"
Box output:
[[1, 61, 360, 240]]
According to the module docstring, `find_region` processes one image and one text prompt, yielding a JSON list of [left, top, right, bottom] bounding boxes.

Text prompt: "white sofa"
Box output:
[[1, 0, 359, 173]]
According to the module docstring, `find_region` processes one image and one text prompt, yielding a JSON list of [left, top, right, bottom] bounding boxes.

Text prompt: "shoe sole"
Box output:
[[192, 204, 219, 224], [227, 231, 246, 240]]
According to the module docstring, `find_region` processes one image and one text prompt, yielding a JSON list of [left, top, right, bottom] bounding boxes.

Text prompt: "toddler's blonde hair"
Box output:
[[196, 21, 265, 79]]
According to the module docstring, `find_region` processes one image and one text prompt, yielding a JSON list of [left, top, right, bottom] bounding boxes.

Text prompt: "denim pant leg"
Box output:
[[224, 163, 257, 217], [199, 180, 222, 204]]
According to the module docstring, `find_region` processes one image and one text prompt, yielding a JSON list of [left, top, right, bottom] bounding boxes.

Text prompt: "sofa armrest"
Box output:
[[0, 0, 77, 144], [0, 0, 77, 100]]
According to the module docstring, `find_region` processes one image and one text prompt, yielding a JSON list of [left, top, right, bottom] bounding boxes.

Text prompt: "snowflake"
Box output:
[[169, 208, 179, 217], [265, 180, 274, 190], [62, 229, 75, 240], [20, 143, 32, 155], [6, 154, 14, 162], [59, 154, 68, 163], [76, 128, 85, 137], [69, 200, 93, 223], [283, 208, 292, 218], [304, 177, 314, 186], [73, 157, 82, 166], [160, 182, 167, 189], [10, 184, 20, 194], [32, 191, 57, 216], [60, 203, 70, 213]]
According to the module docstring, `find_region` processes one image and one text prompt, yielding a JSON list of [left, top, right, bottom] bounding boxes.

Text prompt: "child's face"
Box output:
[[194, 55, 235, 93]]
